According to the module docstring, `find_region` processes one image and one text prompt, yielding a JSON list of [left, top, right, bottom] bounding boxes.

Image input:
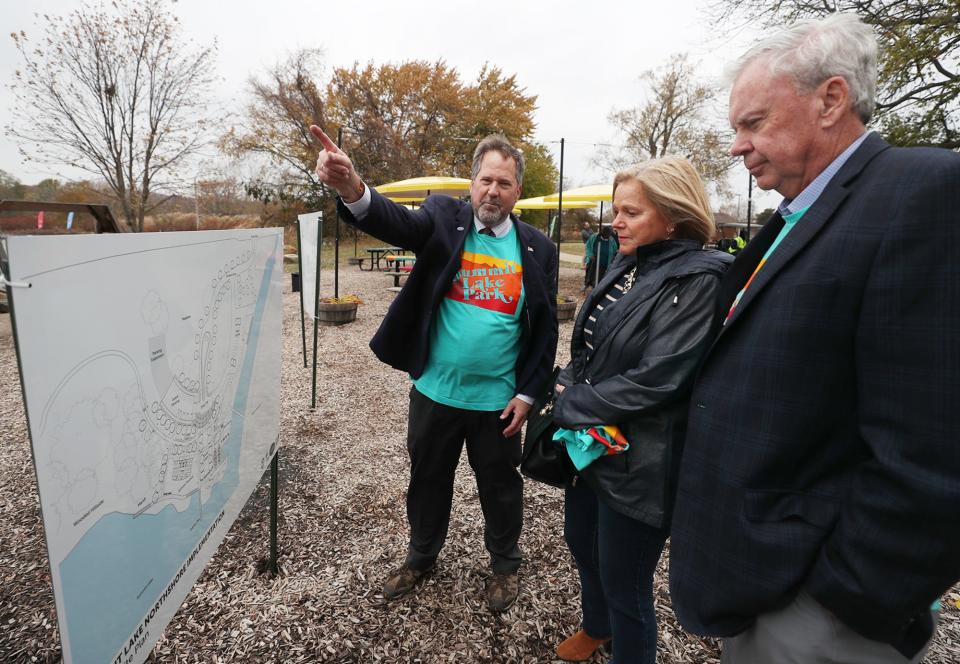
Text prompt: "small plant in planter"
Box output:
[[317, 295, 363, 325], [556, 295, 577, 322], [319, 295, 363, 304]]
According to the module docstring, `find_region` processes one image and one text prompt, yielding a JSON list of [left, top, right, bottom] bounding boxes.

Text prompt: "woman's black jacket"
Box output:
[[554, 239, 732, 528]]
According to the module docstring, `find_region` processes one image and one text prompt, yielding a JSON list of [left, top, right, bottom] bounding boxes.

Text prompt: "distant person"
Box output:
[[583, 224, 618, 289], [312, 126, 558, 612], [717, 226, 747, 256], [669, 13, 960, 663], [719, 230, 746, 255], [736, 229, 747, 249], [579, 221, 592, 244], [552, 156, 732, 663]]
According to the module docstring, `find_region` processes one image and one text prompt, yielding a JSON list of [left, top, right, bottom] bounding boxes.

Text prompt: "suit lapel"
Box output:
[[514, 216, 548, 310], [714, 214, 784, 325], [434, 204, 476, 303], [718, 133, 890, 335], [455, 204, 475, 235], [720, 193, 846, 331]]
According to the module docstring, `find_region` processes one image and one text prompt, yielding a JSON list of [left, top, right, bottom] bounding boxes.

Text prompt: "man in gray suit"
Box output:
[[670, 13, 960, 663]]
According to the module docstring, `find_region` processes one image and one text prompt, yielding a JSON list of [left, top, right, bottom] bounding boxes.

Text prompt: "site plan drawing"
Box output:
[[5, 228, 283, 664]]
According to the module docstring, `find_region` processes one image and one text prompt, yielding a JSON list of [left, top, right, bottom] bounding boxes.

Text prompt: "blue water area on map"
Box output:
[[58, 250, 277, 664]]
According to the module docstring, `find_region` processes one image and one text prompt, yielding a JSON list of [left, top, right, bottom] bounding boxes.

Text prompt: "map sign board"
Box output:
[[5, 228, 283, 664], [297, 212, 322, 319]]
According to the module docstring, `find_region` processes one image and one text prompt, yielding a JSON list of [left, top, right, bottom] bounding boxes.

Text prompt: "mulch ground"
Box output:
[[0, 261, 956, 663]]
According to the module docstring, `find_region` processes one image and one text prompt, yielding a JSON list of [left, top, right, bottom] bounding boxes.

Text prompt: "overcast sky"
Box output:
[[1, 0, 781, 213]]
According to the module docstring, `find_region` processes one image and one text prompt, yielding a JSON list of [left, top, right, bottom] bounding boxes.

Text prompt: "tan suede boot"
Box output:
[[556, 629, 611, 661]]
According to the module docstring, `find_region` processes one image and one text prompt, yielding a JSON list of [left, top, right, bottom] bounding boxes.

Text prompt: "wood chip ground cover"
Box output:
[[0, 264, 956, 663]]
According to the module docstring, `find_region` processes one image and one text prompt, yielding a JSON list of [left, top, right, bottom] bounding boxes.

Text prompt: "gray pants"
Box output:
[[721, 591, 935, 664]]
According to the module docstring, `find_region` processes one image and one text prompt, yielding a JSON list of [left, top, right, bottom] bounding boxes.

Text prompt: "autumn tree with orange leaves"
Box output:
[[226, 53, 547, 209]]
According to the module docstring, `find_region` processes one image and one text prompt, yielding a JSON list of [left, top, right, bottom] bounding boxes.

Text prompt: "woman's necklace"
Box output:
[[623, 266, 638, 293]]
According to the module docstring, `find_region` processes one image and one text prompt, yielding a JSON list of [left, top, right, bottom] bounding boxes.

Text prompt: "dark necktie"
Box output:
[[479, 227, 495, 236]]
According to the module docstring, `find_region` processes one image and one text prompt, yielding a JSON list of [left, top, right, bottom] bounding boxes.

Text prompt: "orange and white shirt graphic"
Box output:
[[446, 251, 523, 317]]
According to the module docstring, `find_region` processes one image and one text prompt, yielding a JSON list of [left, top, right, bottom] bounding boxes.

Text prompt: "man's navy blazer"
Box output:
[[338, 188, 558, 400], [669, 133, 960, 656]]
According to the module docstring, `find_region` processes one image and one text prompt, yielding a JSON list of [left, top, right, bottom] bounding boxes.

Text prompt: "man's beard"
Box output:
[[475, 200, 507, 226]]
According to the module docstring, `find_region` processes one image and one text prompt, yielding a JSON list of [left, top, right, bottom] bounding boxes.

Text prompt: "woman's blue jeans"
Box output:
[[564, 480, 668, 664]]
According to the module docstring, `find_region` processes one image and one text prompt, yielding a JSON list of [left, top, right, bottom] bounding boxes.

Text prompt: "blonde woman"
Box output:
[[553, 157, 732, 663]]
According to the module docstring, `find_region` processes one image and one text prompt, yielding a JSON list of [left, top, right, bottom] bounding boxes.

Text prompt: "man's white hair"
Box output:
[[727, 12, 878, 123]]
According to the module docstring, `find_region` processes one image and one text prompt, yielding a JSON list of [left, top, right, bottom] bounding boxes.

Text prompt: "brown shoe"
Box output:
[[556, 629, 611, 661], [382, 564, 431, 600], [486, 572, 519, 612]]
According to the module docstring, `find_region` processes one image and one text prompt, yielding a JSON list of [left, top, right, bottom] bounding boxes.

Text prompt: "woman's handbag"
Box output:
[[521, 368, 576, 488]]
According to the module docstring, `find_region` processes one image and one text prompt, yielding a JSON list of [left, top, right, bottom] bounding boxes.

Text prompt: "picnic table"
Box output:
[[384, 255, 416, 288], [364, 246, 407, 271]]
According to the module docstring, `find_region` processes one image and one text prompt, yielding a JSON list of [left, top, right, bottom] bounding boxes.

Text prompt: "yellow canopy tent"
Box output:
[[513, 196, 596, 212], [382, 197, 424, 205], [374, 176, 471, 199], [543, 183, 613, 203], [543, 184, 618, 286]]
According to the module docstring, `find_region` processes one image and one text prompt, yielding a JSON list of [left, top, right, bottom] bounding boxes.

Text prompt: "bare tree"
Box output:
[[220, 49, 329, 210], [8, 0, 219, 231], [595, 54, 736, 197]]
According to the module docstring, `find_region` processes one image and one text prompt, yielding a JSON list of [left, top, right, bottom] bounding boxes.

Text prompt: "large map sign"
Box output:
[[4, 228, 283, 664]]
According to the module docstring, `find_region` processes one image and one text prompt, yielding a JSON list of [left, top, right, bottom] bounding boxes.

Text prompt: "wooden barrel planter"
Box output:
[[557, 298, 577, 323], [317, 301, 358, 326]]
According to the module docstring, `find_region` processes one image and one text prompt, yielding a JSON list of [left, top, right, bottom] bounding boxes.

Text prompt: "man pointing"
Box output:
[[312, 126, 558, 612]]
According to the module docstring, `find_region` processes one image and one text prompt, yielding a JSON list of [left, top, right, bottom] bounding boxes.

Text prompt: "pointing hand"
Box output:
[[310, 125, 364, 203]]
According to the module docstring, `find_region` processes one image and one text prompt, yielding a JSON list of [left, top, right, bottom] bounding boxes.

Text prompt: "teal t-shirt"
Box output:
[[762, 205, 809, 261], [413, 225, 526, 411]]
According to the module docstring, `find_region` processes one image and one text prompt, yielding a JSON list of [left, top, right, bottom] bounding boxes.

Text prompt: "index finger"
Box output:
[[309, 125, 340, 153]]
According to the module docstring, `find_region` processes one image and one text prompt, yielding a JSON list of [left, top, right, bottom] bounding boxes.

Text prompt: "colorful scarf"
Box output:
[[553, 425, 629, 471]]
